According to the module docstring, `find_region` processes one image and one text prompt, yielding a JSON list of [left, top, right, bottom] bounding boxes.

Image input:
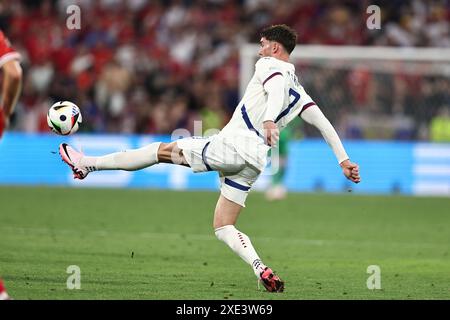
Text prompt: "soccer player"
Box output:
[[0, 29, 22, 139], [60, 25, 361, 292]]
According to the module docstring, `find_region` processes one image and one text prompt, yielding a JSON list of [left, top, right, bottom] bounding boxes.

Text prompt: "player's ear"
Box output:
[[272, 42, 279, 54], [273, 42, 283, 55]]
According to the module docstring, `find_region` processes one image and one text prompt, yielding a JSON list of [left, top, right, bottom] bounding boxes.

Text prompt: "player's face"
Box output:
[[259, 37, 274, 57]]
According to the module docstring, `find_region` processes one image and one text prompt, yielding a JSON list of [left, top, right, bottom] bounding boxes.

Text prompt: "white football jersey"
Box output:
[[218, 56, 316, 168]]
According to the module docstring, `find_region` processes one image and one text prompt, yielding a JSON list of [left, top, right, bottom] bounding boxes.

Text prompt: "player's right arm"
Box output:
[[256, 57, 285, 146], [300, 105, 360, 183]]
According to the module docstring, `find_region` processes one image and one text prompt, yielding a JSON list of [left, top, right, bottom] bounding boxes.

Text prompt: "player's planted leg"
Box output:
[[213, 195, 284, 292]]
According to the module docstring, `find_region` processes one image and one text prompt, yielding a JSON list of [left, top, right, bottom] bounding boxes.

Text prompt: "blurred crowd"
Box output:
[[300, 62, 450, 141], [0, 0, 449, 140]]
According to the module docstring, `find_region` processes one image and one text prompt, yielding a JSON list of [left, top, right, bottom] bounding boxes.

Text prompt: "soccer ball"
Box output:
[[47, 101, 82, 135]]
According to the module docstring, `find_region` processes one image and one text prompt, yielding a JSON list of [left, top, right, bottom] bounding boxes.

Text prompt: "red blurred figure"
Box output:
[[0, 279, 11, 300], [0, 30, 22, 139]]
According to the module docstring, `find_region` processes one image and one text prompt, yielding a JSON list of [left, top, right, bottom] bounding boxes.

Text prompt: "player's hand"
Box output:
[[340, 159, 361, 184], [263, 120, 279, 147]]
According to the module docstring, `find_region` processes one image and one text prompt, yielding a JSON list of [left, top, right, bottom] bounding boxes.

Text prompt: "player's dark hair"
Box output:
[[260, 24, 297, 54]]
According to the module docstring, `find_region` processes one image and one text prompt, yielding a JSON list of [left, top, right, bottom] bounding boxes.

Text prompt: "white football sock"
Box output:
[[215, 225, 267, 278], [81, 142, 161, 171]]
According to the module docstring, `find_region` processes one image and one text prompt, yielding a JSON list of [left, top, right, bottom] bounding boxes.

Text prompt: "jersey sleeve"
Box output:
[[0, 31, 21, 68], [297, 86, 317, 117], [255, 57, 284, 88]]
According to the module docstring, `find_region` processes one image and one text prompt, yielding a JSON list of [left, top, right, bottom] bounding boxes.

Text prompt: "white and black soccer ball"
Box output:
[[47, 101, 82, 135]]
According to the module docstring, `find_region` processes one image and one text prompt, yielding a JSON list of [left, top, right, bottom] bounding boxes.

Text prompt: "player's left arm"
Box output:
[[1, 59, 22, 128], [300, 105, 360, 183]]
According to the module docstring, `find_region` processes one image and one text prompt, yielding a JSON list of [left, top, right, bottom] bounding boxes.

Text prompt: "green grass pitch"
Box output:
[[0, 186, 449, 300]]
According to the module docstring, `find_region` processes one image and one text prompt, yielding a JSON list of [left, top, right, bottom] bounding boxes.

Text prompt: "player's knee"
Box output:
[[157, 142, 171, 162], [158, 142, 168, 153], [158, 141, 186, 165]]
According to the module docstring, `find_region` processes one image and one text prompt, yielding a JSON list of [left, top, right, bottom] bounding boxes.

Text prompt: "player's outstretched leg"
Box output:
[[59, 141, 190, 179], [59, 141, 188, 179], [213, 195, 284, 292]]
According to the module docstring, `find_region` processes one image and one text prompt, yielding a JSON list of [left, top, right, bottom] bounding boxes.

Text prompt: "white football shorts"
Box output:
[[177, 135, 264, 207]]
